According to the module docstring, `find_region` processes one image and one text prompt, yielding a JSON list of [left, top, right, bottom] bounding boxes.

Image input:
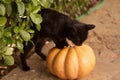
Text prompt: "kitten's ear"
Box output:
[[86, 24, 95, 30]]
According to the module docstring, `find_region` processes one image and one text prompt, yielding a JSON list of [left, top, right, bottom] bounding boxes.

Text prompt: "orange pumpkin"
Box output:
[[47, 44, 96, 80]]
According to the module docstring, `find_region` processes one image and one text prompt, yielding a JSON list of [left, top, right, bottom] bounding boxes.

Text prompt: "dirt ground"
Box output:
[[1, 0, 120, 80]]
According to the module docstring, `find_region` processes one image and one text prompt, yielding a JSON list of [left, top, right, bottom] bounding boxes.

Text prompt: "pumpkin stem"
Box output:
[[66, 38, 75, 47]]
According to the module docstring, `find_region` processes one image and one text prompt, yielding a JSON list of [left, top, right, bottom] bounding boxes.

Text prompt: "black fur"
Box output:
[[20, 9, 95, 71]]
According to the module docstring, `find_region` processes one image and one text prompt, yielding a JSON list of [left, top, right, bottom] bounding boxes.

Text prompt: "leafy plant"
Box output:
[[51, 0, 96, 18], [0, 0, 53, 65], [0, 0, 96, 66]]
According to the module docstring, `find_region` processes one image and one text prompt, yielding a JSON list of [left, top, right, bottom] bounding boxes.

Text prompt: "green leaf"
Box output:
[[0, 39, 6, 52], [6, 3, 12, 16], [19, 30, 30, 41], [32, 6, 41, 13], [27, 29, 35, 33], [36, 24, 41, 31], [48, 0, 53, 3], [4, 47, 13, 56], [2, 0, 13, 4], [30, 13, 42, 25], [16, 40, 23, 50], [0, 55, 2, 60], [0, 32, 3, 38], [0, 17, 7, 26], [3, 37, 14, 44], [39, 0, 50, 8], [4, 31, 12, 37], [0, 3, 6, 16], [4, 55, 14, 66], [31, 0, 39, 6], [13, 26, 19, 34], [26, 3, 32, 12], [17, 1, 25, 16]]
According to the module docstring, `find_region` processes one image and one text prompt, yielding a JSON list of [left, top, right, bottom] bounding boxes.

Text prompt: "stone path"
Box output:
[[1, 0, 120, 80]]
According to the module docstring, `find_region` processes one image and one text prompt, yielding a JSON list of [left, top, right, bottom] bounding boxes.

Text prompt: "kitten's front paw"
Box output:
[[22, 66, 30, 71]]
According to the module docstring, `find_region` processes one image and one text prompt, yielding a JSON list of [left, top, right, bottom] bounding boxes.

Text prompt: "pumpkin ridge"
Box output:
[[80, 45, 95, 73], [74, 46, 80, 79], [74, 46, 83, 78], [77, 45, 95, 78], [80, 45, 92, 77], [74, 45, 89, 78], [64, 47, 70, 79], [53, 47, 69, 79], [65, 47, 79, 79], [51, 48, 61, 75], [86, 45, 96, 72], [47, 48, 60, 75]]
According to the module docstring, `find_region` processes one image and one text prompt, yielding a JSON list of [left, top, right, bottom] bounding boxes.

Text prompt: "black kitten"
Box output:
[[20, 9, 95, 71]]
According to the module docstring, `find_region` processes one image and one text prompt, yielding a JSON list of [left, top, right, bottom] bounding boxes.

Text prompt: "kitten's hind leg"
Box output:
[[20, 42, 33, 71], [35, 41, 46, 60]]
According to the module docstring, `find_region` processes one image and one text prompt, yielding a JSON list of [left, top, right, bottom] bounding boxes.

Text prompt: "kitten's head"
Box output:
[[67, 20, 95, 45]]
